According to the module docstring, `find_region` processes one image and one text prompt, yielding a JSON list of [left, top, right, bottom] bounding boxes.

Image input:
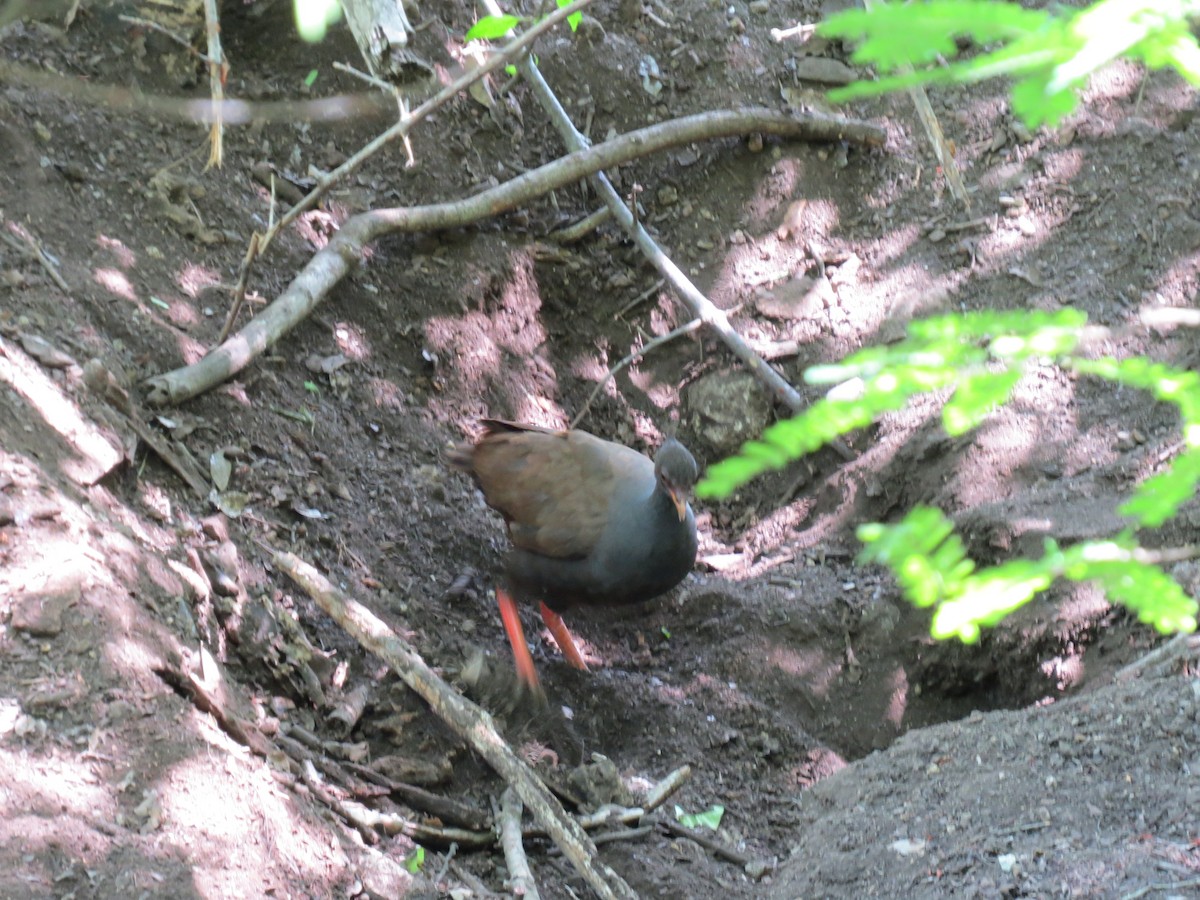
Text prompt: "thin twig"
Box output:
[[550, 207, 612, 244], [332, 60, 397, 93], [118, 15, 220, 64], [492, 5, 837, 418], [1114, 633, 1200, 682], [861, 0, 968, 209], [657, 818, 752, 866], [216, 0, 596, 335], [0, 56, 390, 124], [1121, 877, 1200, 900], [201, 0, 225, 168], [571, 318, 702, 429], [770, 22, 818, 42], [2, 220, 70, 293], [642, 765, 692, 813], [450, 860, 503, 898], [433, 843, 458, 888], [588, 826, 654, 846], [501, 787, 540, 899], [274, 551, 637, 900], [261, 0, 597, 254], [614, 278, 667, 320]]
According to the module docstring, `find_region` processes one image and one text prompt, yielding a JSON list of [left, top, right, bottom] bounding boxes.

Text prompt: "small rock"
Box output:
[[791, 56, 857, 86], [12, 578, 81, 637], [358, 847, 415, 898], [686, 371, 772, 454], [753, 274, 834, 320], [745, 857, 775, 878]]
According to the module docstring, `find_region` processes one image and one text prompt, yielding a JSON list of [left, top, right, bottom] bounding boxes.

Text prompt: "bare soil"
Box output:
[[2, 1, 1199, 898]]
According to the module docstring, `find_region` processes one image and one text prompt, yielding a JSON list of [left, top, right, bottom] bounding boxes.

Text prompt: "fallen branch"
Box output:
[[147, 107, 881, 406], [501, 787, 541, 899], [274, 551, 638, 900], [345, 761, 493, 832], [657, 818, 752, 867], [492, 6, 850, 420]]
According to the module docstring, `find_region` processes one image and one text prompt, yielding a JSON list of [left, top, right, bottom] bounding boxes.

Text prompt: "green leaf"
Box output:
[[466, 14, 521, 40], [557, 0, 583, 32], [819, 1, 1051, 70], [1119, 449, 1200, 528], [820, 0, 1200, 130], [943, 367, 1021, 435], [675, 804, 725, 830], [405, 845, 425, 873], [294, 0, 343, 43]]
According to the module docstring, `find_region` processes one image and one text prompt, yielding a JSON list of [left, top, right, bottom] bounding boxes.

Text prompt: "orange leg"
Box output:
[[539, 602, 590, 672], [496, 587, 542, 694]]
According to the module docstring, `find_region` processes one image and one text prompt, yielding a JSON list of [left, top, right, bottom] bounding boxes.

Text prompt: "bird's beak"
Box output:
[[668, 486, 688, 522]]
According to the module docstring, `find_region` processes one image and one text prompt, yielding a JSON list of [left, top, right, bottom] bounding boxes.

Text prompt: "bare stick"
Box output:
[[1114, 633, 1200, 682], [146, 107, 878, 406], [344, 762, 493, 832], [201, 0, 226, 169], [642, 765, 692, 813], [261, 0, 597, 252], [588, 826, 654, 846], [118, 15, 220, 64], [570, 318, 701, 429], [614, 278, 667, 320], [657, 818, 752, 866], [501, 787, 541, 899], [273, 551, 637, 900], [2, 218, 70, 293], [1121, 878, 1200, 900], [214, 0, 596, 337], [495, 16, 826, 416], [861, 0, 968, 209], [550, 207, 612, 244], [0, 57, 392, 124]]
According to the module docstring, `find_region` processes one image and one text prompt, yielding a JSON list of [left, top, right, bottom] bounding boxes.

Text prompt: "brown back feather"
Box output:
[[457, 421, 620, 560]]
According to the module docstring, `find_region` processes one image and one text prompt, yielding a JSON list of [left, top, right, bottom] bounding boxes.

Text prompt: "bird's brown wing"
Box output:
[[467, 421, 616, 560]]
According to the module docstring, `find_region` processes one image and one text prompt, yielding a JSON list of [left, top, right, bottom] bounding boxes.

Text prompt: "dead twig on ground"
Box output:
[[345, 762, 493, 832], [201, 0, 226, 168], [501, 787, 541, 899], [219, 0, 591, 339], [484, 2, 873, 430], [1121, 877, 1200, 900], [147, 107, 880, 406], [570, 318, 702, 429], [1115, 632, 1200, 682], [856, 0, 968, 210], [81, 359, 210, 498], [642, 765, 692, 812], [252, 0, 593, 255], [549, 207, 612, 244], [1, 218, 70, 293], [274, 550, 638, 900], [657, 818, 752, 867]]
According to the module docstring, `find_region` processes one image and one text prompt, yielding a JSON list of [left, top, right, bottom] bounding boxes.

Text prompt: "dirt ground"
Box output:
[[2, 0, 1199, 897]]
